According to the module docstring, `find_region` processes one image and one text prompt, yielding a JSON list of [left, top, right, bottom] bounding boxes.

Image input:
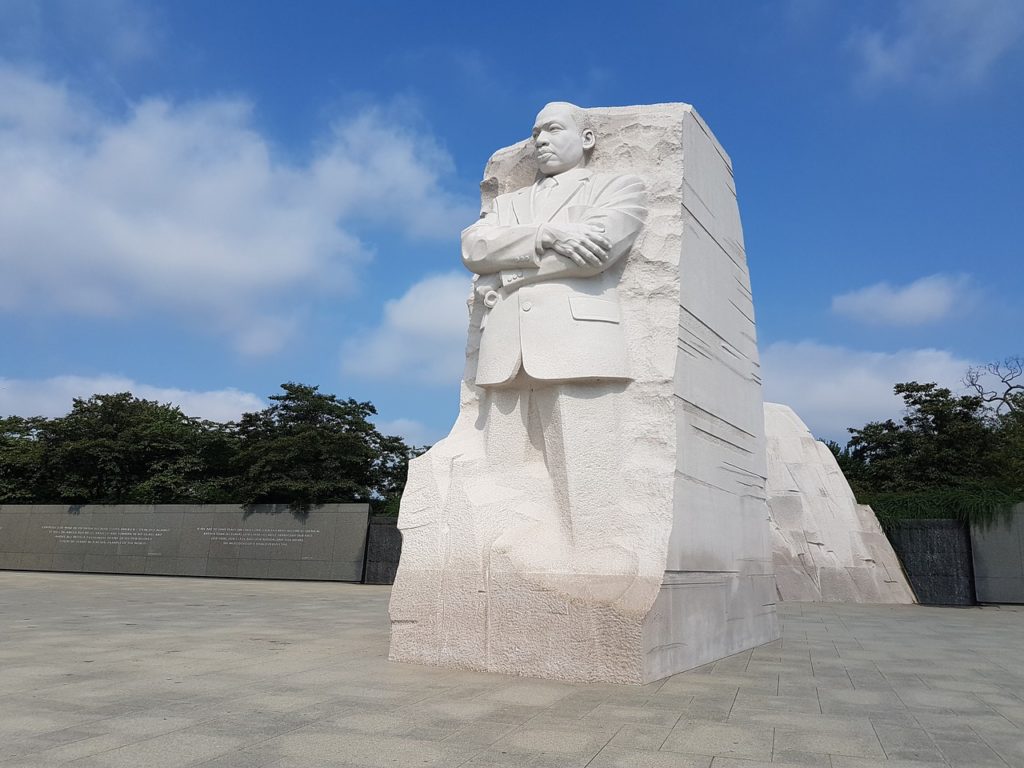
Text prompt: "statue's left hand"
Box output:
[[538, 223, 611, 267]]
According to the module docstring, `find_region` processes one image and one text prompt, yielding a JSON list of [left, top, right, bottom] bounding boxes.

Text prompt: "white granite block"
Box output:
[[764, 403, 916, 604], [390, 103, 780, 683]]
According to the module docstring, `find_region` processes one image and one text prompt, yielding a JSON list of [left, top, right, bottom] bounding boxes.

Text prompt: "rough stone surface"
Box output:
[[389, 103, 779, 684], [764, 404, 915, 604]]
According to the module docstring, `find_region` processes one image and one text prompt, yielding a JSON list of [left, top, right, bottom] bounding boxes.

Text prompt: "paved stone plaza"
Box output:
[[1, 572, 1023, 767]]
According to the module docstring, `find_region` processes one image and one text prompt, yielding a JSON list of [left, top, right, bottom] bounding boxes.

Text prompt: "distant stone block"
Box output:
[[764, 403, 915, 604]]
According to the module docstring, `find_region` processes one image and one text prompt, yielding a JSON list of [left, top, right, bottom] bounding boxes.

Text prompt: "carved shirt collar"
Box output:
[[535, 167, 592, 189]]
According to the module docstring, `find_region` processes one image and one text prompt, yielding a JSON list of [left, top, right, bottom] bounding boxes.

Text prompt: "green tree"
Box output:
[[371, 432, 425, 514], [233, 383, 382, 510], [991, 393, 1024, 494], [0, 416, 49, 503], [845, 382, 996, 493], [33, 393, 234, 504]]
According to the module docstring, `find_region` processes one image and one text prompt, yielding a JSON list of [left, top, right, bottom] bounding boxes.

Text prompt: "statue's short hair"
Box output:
[[539, 101, 590, 133]]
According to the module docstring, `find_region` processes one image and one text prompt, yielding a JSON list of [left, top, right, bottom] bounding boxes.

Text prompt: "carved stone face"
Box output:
[[532, 104, 596, 176]]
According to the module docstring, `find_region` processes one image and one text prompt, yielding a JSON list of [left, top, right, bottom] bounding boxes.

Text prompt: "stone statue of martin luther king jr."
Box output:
[[463, 102, 647, 386], [459, 102, 648, 583]]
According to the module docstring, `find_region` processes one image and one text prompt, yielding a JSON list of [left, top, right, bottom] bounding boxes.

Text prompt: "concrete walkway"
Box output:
[[1, 572, 1023, 768]]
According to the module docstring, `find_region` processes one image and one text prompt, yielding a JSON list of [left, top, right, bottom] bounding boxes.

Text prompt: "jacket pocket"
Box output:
[[568, 296, 620, 323]]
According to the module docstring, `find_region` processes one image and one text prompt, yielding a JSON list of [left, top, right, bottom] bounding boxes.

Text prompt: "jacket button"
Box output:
[[522, 301, 533, 311]]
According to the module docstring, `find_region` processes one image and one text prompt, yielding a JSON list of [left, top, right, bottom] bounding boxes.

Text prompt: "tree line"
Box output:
[[830, 358, 1024, 525], [3, 358, 1022, 523], [0, 382, 421, 513]]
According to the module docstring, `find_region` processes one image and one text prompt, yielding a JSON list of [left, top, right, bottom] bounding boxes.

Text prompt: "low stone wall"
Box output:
[[972, 503, 1024, 604], [886, 519, 975, 605], [0, 504, 369, 581]]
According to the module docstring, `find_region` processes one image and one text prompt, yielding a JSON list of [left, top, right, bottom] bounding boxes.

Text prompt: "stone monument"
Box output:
[[764, 403, 916, 603], [389, 103, 779, 683]]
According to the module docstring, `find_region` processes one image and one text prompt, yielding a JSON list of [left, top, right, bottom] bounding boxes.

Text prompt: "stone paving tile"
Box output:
[[869, 724, 945, 764], [930, 734, 1011, 767], [818, 689, 906, 716], [582, 702, 682, 725], [587, 745, 712, 767], [773, 725, 884, 760], [442, 719, 519, 747], [479, 680, 577, 706], [260, 728, 481, 768], [829, 757, 948, 768], [642, 692, 696, 711], [771, 751, 839, 765], [605, 722, 675, 750], [1, 733, 134, 766], [731, 692, 822, 715], [709, 756, 831, 767], [459, 749, 600, 767], [3, 573, 1024, 768], [661, 719, 774, 760], [973, 728, 1024, 766], [194, 749, 282, 768], [487, 721, 617, 756], [59, 732, 247, 768]]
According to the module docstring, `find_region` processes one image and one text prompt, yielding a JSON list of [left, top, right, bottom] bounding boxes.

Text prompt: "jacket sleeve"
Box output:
[[461, 204, 541, 275], [518, 173, 647, 285]]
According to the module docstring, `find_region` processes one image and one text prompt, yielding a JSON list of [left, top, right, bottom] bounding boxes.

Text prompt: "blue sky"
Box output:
[[1, 0, 1022, 444]]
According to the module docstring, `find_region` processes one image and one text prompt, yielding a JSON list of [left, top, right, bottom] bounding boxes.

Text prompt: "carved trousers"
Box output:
[[478, 373, 632, 573]]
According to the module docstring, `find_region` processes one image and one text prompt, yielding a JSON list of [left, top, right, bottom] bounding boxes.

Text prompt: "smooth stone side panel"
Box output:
[[649, 106, 779, 679], [972, 503, 1024, 604], [0, 504, 369, 581]]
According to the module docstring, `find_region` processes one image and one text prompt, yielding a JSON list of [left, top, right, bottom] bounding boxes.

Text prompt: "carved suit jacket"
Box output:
[[461, 168, 647, 386]]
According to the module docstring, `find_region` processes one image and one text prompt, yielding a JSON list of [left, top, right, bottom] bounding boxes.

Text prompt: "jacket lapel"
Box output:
[[541, 169, 592, 222], [509, 187, 531, 224]]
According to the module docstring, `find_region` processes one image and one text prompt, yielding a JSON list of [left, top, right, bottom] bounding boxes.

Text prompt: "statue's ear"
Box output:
[[581, 128, 596, 151]]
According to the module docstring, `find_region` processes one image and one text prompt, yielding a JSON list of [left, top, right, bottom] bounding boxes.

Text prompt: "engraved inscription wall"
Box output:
[[0, 504, 369, 581]]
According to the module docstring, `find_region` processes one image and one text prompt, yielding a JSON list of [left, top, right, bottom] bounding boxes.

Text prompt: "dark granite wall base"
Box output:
[[887, 519, 975, 605], [972, 504, 1024, 604], [0, 504, 369, 582], [363, 516, 402, 585]]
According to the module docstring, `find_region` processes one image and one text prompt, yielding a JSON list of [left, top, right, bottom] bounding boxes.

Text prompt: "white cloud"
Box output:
[[849, 0, 1024, 92], [831, 273, 973, 326], [0, 66, 474, 355], [342, 272, 472, 385], [761, 341, 975, 443], [0, 375, 265, 422]]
